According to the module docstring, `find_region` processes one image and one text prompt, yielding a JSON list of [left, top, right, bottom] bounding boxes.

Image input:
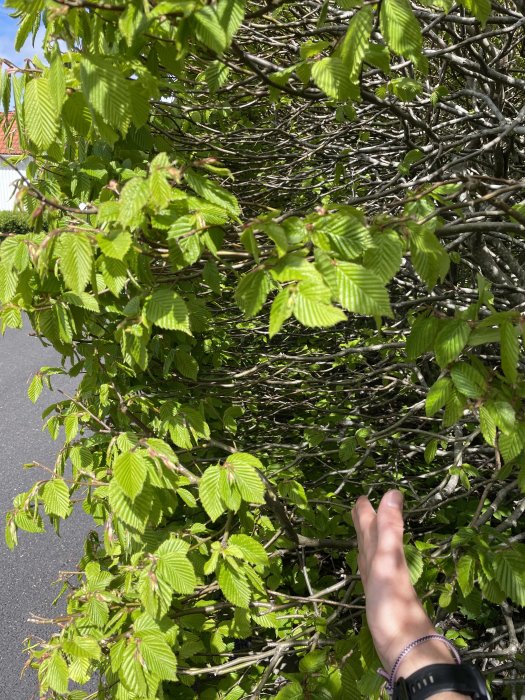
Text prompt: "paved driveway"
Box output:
[[0, 321, 94, 699]]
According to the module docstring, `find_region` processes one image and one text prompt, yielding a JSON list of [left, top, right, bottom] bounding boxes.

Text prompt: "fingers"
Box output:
[[376, 490, 405, 554], [351, 495, 376, 546], [352, 495, 377, 584]]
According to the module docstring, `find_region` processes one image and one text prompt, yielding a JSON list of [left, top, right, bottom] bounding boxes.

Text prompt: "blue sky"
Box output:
[[0, 4, 45, 68]]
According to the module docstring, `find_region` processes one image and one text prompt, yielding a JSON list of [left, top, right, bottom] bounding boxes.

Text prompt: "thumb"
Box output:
[[376, 490, 405, 553]]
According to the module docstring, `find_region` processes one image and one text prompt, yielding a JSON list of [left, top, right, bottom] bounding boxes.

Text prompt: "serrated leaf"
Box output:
[[225, 452, 266, 504], [120, 641, 148, 695], [119, 177, 150, 228], [434, 320, 471, 367], [499, 423, 525, 463], [339, 6, 373, 86], [424, 438, 438, 464], [119, 3, 146, 46], [145, 288, 191, 333], [443, 386, 467, 427], [275, 682, 304, 700], [217, 560, 251, 608], [108, 480, 152, 532], [500, 321, 519, 384], [404, 544, 423, 584], [410, 226, 450, 289], [299, 649, 327, 673], [86, 598, 109, 627], [334, 261, 392, 317], [157, 552, 196, 594], [41, 652, 69, 694], [406, 315, 440, 360], [49, 54, 66, 113], [80, 56, 131, 133], [495, 548, 525, 606], [314, 213, 372, 260], [456, 555, 475, 597], [199, 464, 225, 521], [61, 291, 100, 312], [28, 374, 43, 403], [135, 630, 178, 680], [24, 77, 59, 150], [312, 56, 351, 101], [113, 451, 148, 500], [235, 269, 272, 317], [229, 534, 269, 565], [205, 61, 231, 93], [450, 362, 487, 398], [58, 233, 93, 293], [184, 169, 240, 217], [269, 287, 293, 337], [294, 279, 347, 328], [217, 0, 245, 43], [380, 0, 422, 60], [42, 478, 70, 518], [194, 6, 228, 54], [363, 229, 402, 282], [425, 377, 452, 417], [173, 350, 199, 380], [484, 400, 515, 435], [100, 256, 127, 297], [97, 229, 132, 260], [63, 636, 101, 661], [479, 405, 496, 446]]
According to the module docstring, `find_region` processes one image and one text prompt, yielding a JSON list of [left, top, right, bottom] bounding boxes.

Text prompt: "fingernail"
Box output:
[[385, 490, 403, 508]]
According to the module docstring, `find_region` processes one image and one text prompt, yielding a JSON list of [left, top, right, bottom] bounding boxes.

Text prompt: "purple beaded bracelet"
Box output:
[[377, 634, 462, 696]]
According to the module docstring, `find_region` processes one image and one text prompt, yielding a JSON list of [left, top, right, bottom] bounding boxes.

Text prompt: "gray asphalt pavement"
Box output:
[[0, 320, 94, 699]]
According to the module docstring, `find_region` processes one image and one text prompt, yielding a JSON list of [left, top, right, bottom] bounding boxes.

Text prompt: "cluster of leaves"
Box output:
[[1, 0, 525, 698]]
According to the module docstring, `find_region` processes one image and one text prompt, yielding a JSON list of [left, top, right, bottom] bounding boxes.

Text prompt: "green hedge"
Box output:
[[0, 211, 31, 235]]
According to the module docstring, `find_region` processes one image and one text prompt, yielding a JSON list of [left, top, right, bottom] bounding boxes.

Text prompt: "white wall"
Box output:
[[0, 158, 30, 210]]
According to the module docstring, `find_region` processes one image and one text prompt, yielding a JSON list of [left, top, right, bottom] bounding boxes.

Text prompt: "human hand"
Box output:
[[351, 490, 459, 682]]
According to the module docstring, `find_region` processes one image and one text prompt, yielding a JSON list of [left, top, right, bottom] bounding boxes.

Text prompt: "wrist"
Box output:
[[395, 642, 470, 700], [396, 640, 459, 679]]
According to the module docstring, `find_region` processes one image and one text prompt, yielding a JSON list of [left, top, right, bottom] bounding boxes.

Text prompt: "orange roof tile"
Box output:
[[0, 112, 23, 155]]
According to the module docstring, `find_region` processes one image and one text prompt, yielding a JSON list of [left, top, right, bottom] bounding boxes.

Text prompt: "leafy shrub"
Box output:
[[0, 1, 524, 699], [0, 210, 30, 235]]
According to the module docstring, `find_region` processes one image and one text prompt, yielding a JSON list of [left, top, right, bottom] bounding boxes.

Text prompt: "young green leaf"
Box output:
[[311, 57, 351, 101], [235, 269, 272, 317], [42, 479, 70, 519], [269, 287, 293, 337], [225, 452, 266, 504], [217, 560, 251, 608], [450, 362, 487, 398], [495, 548, 525, 606], [145, 288, 191, 333], [380, 0, 422, 61], [334, 261, 392, 317], [24, 77, 59, 150], [229, 534, 269, 565], [434, 320, 471, 367], [293, 284, 347, 327], [113, 451, 148, 500], [425, 377, 453, 417], [199, 464, 225, 521], [157, 552, 196, 594], [58, 234, 93, 293], [406, 315, 440, 360], [338, 6, 373, 86]]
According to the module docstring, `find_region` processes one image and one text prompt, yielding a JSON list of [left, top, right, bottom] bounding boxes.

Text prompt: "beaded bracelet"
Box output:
[[377, 634, 462, 696]]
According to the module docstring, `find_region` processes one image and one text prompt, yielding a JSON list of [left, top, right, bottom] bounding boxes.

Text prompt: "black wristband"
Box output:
[[393, 663, 490, 700]]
